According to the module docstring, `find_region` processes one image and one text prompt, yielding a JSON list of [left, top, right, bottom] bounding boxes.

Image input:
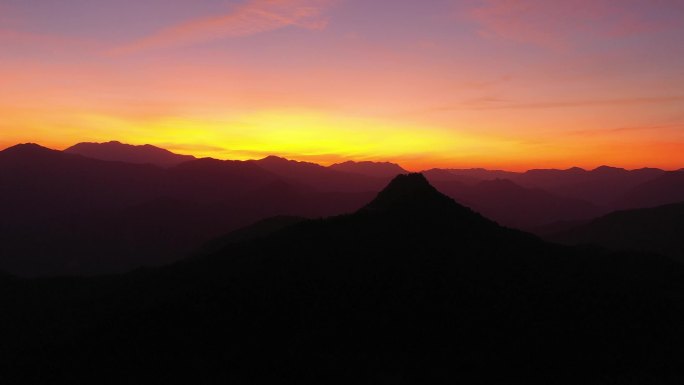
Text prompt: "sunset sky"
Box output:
[[2, 0, 684, 170]]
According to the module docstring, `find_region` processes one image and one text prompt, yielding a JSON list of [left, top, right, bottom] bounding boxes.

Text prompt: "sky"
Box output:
[[1, 0, 684, 170]]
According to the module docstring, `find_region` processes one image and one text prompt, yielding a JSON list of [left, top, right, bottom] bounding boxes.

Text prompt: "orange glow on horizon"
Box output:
[[2, 1, 683, 171], [2, 106, 683, 172]]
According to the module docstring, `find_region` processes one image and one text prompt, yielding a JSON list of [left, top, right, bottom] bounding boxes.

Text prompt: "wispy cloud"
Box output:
[[431, 95, 684, 112], [108, 0, 333, 55], [160, 143, 229, 154], [566, 123, 684, 137], [465, 0, 682, 50]]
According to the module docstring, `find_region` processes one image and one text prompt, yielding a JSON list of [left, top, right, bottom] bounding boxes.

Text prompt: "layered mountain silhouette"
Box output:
[[328, 160, 408, 178], [1, 141, 680, 277], [422, 165, 667, 208], [549, 201, 684, 262], [2, 174, 684, 384], [424, 167, 519, 182], [0, 144, 379, 276], [252, 155, 388, 192], [65, 140, 195, 167], [515, 166, 666, 207], [427, 177, 600, 229], [617, 170, 684, 208]]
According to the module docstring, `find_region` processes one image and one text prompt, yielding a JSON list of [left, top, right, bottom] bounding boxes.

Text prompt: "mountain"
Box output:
[[434, 167, 520, 181], [421, 166, 665, 209], [428, 178, 600, 229], [58, 141, 674, 208], [0, 143, 165, 220], [0, 145, 372, 276], [328, 160, 407, 178], [617, 170, 684, 209], [548, 201, 684, 262], [2, 174, 684, 384], [253, 155, 389, 192], [420, 168, 483, 184], [65, 141, 195, 167], [514, 166, 665, 207]]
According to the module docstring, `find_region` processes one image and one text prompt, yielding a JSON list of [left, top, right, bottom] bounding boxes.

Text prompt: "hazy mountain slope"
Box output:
[[421, 168, 482, 185], [514, 166, 664, 207], [328, 160, 407, 178], [253, 155, 389, 192], [617, 171, 684, 209], [548, 201, 684, 262], [435, 167, 520, 181], [430, 178, 600, 229], [0, 144, 166, 221], [0, 145, 373, 276], [65, 141, 195, 167]]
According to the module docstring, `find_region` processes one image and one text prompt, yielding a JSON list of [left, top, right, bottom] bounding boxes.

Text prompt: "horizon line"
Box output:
[[3, 141, 682, 174]]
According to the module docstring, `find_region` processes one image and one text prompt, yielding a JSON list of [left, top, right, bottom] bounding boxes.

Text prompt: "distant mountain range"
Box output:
[[1, 141, 683, 276], [65, 140, 196, 167], [329, 160, 408, 177], [428, 165, 667, 207], [2, 173, 684, 383], [250, 155, 386, 192], [428, 178, 600, 230], [0, 143, 383, 276]]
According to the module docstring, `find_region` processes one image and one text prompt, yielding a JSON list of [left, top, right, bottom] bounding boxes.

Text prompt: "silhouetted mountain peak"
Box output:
[[1, 143, 57, 156], [364, 173, 454, 211], [260, 155, 289, 163], [257, 155, 328, 170], [593, 165, 625, 174], [329, 160, 407, 177], [65, 141, 194, 167], [256, 155, 323, 169]]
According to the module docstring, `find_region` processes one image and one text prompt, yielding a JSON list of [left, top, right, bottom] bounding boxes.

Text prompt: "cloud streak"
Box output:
[[430, 95, 684, 112], [466, 0, 682, 49], [109, 0, 332, 55]]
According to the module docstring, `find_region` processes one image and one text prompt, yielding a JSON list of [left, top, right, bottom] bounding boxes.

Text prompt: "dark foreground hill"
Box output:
[[2, 174, 684, 384], [549, 201, 684, 262]]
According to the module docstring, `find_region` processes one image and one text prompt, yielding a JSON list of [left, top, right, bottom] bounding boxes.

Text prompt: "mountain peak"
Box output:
[[259, 155, 291, 163], [65, 141, 194, 167], [329, 160, 407, 178], [593, 165, 624, 173], [1, 143, 57, 156], [364, 173, 452, 211]]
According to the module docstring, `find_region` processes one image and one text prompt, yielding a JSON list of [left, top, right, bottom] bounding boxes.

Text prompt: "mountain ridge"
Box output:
[[329, 160, 407, 178], [65, 141, 195, 167]]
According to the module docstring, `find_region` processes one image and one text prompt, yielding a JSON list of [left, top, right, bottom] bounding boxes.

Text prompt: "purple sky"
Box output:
[[2, 0, 684, 169]]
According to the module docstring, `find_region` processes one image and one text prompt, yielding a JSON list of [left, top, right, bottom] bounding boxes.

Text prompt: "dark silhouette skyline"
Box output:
[[2, 172, 684, 384], [1, 141, 682, 277]]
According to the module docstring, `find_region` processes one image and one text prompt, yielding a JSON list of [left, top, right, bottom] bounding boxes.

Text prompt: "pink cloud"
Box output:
[[109, 0, 333, 55], [466, 0, 679, 50]]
